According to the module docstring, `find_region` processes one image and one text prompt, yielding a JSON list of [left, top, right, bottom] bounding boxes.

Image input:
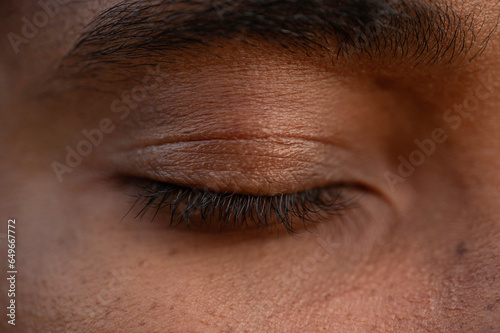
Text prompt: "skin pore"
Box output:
[[1, 0, 500, 332]]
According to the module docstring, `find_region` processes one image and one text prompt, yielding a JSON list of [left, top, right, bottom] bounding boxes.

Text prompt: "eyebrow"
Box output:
[[61, 0, 495, 74]]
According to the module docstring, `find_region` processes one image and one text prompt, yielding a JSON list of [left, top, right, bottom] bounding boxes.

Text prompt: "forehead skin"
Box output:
[[1, 1, 500, 332]]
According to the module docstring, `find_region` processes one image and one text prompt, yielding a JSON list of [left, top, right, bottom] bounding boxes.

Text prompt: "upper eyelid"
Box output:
[[132, 148, 337, 170], [108, 136, 357, 195], [123, 136, 351, 161]]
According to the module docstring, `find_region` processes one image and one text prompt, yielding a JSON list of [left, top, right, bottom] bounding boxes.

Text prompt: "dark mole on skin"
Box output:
[[456, 241, 467, 256]]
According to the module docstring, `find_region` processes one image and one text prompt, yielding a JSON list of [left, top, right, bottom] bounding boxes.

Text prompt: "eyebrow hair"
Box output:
[[61, 0, 496, 74]]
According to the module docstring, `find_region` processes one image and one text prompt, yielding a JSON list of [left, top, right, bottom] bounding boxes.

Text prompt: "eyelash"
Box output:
[[127, 180, 354, 233]]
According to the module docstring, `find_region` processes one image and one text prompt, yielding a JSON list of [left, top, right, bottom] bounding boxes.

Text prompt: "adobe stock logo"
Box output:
[[7, 0, 71, 54], [384, 71, 500, 192], [51, 64, 163, 183]]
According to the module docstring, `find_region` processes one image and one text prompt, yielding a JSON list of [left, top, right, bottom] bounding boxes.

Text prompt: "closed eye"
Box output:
[[126, 179, 357, 234]]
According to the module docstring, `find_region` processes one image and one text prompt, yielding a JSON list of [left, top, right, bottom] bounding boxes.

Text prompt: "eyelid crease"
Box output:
[[126, 136, 352, 151], [120, 137, 353, 171], [109, 136, 358, 196]]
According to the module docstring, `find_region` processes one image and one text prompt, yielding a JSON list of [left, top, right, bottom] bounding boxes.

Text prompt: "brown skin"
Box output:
[[1, 0, 500, 332]]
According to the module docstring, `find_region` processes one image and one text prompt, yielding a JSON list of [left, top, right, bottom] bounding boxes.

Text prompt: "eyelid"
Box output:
[[109, 137, 357, 196], [127, 179, 355, 233]]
